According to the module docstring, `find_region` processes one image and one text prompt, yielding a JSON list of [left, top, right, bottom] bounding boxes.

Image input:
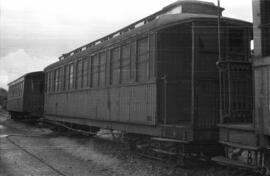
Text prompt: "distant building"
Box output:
[[0, 88, 8, 110]]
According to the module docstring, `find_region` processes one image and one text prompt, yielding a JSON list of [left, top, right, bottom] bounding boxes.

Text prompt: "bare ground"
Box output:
[[0, 111, 255, 176]]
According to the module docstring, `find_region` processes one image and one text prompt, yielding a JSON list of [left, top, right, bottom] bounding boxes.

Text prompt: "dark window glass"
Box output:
[[32, 80, 42, 94], [46, 72, 50, 93], [55, 69, 60, 92], [120, 44, 130, 83], [229, 28, 245, 53], [137, 38, 149, 82], [59, 67, 64, 91], [198, 27, 218, 52], [50, 71, 54, 92], [100, 52, 106, 87], [83, 58, 89, 87], [65, 65, 69, 90], [69, 64, 74, 89], [77, 60, 83, 89], [92, 55, 99, 87], [110, 47, 120, 85]]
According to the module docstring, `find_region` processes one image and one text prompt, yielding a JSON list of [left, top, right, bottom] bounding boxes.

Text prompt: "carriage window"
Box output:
[[18, 83, 20, 96], [18, 83, 21, 96], [92, 54, 99, 87], [55, 69, 59, 92], [69, 64, 74, 89], [120, 44, 131, 83], [33, 80, 42, 94], [64, 65, 69, 90], [229, 28, 244, 53], [13, 85, 15, 97], [83, 58, 89, 87], [59, 67, 64, 91], [58, 68, 61, 91], [18, 84, 20, 96], [62, 67, 65, 91], [100, 52, 106, 87], [198, 27, 218, 52], [48, 72, 51, 93], [77, 60, 83, 89], [21, 83, 23, 96], [110, 47, 120, 85], [11, 86, 13, 97], [50, 71, 54, 93], [15, 85, 17, 96], [17, 84, 20, 96], [57, 69, 60, 92], [137, 37, 149, 82], [46, 73, 50, 93], [11, 86, 14, 97]]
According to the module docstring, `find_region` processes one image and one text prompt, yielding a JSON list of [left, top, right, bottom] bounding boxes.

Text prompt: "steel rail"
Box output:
[[5, 135, 67, 176]]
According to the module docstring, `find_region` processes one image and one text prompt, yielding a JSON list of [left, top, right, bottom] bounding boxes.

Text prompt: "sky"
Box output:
[[0, 0, 252, 89]]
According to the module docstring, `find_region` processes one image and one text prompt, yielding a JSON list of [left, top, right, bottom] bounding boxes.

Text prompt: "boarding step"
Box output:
[[212, 156, 257, 169], [161, 124, 192, 141], [220, 141, 260, 151], [152, 148, 177, 155], [151, 137, 190, 143]]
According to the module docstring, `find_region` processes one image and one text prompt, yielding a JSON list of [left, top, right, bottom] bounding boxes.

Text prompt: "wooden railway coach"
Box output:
[[44, 1, 252, 156], [7, 71, 45, 119]]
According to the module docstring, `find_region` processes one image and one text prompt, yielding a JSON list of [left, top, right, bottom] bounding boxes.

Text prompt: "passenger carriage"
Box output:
[[7, 71, 44, 119], [43, 1, 252, 157]]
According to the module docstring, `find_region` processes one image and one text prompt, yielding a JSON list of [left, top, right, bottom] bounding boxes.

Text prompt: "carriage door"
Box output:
[[194, 23, 220, 137]]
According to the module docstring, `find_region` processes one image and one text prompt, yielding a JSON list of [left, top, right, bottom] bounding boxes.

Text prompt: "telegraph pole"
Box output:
[[217, 0, 221, 62], [217, 0, 223, 123]]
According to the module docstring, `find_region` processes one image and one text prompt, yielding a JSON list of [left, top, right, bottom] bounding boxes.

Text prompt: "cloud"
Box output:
[[0, 74, 8, 90], [0, 0, 252, 90], [0, 49, 57, 89]]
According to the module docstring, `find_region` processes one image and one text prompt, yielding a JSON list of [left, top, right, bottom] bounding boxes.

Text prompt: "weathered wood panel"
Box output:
[[44, 83, 157, 126], [157, 24, 192, 124], [254, 59, 270, 135], [219, 125, 257, 147]]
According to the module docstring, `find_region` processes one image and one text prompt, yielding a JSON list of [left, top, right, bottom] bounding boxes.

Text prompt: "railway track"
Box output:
[[0, 112, 66, 176], [4, 134, 67, 176], [2, 117, 264, 176]]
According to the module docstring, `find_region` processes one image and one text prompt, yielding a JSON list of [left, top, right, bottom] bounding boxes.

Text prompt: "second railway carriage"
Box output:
[[43, 1, 252, 156], [0, 88, 8, 111], [7, 71, 45, 119]]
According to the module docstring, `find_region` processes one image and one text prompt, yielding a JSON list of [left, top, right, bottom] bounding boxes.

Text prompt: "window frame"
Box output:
[[69, 63, 74, 90], [82, 57, 90, 88], [76, 59, 83, 89], [109, 46, 121, 85], [136, 36, 149, 82], [91, 53, 100, 87], [120, 42, 131, 84], [99, 51, 106, 87]]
